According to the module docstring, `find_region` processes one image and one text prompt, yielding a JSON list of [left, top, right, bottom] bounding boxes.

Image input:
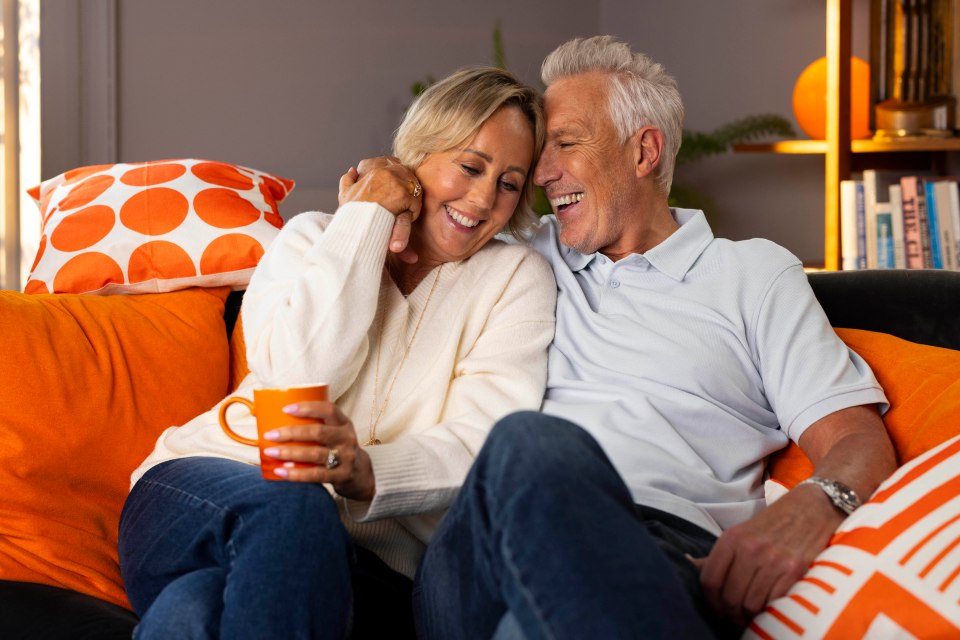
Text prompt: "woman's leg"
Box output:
[[119, 456, 353, 639]]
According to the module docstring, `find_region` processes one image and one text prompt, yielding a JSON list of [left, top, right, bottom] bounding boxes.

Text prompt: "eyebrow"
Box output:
[[462, 148, 527, 177]]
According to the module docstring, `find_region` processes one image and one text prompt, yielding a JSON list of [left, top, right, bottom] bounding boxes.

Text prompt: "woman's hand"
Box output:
[[262, 401, 376, 502], [339, 156, 420, 263]]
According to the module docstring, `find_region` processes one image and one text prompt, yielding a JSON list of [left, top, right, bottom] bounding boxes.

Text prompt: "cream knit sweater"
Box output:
[[131, 202, 557, 577]]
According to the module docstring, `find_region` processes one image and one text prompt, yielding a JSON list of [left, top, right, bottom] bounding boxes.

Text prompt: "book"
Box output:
[[875, 204, 896, 268], [900, 175, 925, 268], [923, 178, 944, 269], [889, 184, 908, 268], [933, 179, 960, 269], [863, 170, 914, 268], [840, 180, 863, 270]]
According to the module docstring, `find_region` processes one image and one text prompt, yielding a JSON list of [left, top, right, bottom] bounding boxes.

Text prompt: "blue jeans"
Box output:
[[119, 457, 414, 640], [413, 412, 723, 640]]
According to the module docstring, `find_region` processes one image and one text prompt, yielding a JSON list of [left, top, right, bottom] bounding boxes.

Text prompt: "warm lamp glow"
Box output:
[[792, 56, 871, 140]]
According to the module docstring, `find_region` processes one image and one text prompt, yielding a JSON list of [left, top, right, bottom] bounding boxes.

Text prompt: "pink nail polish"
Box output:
[[263, 447, 279, 457], [274, 467, 288, 478]]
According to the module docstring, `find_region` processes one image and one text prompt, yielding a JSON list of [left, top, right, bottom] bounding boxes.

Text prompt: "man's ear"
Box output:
[[632, 126, 664, 179]]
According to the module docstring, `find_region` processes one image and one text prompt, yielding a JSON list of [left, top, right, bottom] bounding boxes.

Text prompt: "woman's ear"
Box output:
[[632, 126, 664, 179]]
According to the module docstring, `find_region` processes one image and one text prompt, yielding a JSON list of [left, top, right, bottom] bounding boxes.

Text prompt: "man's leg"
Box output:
[[119, 456, 354, 639], [413, 412, 714, 640]]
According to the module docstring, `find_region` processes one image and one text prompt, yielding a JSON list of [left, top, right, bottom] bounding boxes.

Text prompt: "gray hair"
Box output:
[[541, 35, 683, 194], [393, 66, 545, 239]]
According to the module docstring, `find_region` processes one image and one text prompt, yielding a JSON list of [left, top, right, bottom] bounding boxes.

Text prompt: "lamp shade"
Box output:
[[792, 56, 871, 140]]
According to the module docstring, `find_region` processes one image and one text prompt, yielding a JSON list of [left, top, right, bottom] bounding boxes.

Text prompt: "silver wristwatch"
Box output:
[[799, 476, 862, 515]]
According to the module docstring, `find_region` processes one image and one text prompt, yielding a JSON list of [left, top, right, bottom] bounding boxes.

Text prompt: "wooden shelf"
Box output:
[[735, 137, 960, 154], [734, 0, 960, 270]]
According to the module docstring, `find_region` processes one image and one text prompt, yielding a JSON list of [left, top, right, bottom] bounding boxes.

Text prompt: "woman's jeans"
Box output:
[[413, 412, 724, 640], [119, 456, 413, 640]]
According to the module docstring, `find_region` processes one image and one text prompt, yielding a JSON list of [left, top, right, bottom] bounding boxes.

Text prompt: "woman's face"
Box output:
[[413, 105, 534, 263]]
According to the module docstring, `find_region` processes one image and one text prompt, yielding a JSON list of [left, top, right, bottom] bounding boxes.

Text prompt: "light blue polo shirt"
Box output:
[[532, 210, 887, 535]]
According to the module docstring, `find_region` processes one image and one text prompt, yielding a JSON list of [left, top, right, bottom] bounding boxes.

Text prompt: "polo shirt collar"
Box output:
[[559, 208, 714, 280]]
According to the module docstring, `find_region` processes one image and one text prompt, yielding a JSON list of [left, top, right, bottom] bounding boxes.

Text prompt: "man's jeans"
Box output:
[[413, 412, 719, 640], [119, 456, 413, 640]]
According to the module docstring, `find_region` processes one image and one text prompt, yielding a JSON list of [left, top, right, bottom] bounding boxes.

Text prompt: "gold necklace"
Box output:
[[366, 265, 443, 446]]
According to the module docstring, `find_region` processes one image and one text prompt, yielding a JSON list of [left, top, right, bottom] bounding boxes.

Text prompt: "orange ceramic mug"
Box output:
[[218, 384, 328, 480]]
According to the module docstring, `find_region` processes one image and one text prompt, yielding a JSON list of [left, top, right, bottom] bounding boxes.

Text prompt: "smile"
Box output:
[[550, 193, 583, 211], [445, 205, 481, 228]]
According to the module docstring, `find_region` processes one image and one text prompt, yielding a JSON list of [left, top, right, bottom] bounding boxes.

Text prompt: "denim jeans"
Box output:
[[119, 457, 414, 640], [413, 412, 722, 640]]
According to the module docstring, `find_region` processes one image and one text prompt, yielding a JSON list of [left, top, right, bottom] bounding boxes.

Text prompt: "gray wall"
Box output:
[[42, 0, 873, 265]]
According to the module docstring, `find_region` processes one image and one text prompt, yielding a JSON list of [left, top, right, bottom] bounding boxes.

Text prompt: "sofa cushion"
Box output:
[[768, 328, 960, 491], [0, 287, 231, 610], [24, 159, 292, 295], [747, 434, 960, 639]]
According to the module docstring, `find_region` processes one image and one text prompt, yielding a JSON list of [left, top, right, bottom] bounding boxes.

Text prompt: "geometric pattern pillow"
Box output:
[[24, 158, 293, 295], [747, 434, 960, 639]]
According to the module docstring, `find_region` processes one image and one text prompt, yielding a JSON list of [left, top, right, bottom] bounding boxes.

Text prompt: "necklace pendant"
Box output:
[[365, 438, 382, 446]]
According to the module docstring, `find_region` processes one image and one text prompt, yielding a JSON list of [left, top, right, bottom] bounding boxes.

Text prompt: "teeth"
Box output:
[[549, 193, 583, 208], [445, 205, 480, 228]]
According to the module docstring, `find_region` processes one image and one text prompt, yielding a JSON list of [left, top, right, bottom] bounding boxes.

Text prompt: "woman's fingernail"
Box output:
[[264, 430, 280, 441], [391, 241, 403, 251], [274, 467, 288, 478], [263, 447, 280, 457], [282, 404, 299, 415]]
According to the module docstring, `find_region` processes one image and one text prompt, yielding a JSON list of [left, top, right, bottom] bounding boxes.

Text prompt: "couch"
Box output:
[[1, 269, 958, 639]]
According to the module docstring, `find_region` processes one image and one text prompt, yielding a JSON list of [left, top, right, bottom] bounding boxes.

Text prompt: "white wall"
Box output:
[[42, 0, 870, 264]]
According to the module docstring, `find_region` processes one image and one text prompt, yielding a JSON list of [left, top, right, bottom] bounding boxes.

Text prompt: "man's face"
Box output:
[[534, 72, 638, 256]]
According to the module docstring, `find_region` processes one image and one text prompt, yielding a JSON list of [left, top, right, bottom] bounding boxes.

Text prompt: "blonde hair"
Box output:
[[393, 66, 544, 239], [541, 35, 684, 194]]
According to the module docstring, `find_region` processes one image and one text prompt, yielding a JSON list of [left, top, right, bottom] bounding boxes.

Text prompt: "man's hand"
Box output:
[[692, 485, 843, 625], [339, 156, 419, 263], [692, 404, 895, 625]]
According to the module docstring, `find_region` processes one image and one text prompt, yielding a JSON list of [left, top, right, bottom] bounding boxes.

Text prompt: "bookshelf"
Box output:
[[734, 0, 960, 270]]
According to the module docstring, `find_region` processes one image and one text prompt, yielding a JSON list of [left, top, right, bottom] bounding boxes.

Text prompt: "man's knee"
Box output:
[[479, 411, 611, 486]]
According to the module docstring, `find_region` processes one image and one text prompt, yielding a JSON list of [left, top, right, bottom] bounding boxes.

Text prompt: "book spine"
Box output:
[[840, 180, 861, 270], [863, 170, 880, 268], [917, 177, 934, 267], [949, 181, 960, 269], [924, 180, 943, 268], [889, 184, 907, 268], [856, 182, 867, 269], [901, 176, 925, 267], [876, 208, 896, 268]]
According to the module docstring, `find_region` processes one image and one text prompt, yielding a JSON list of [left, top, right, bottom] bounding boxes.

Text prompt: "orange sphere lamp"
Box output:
[[792, 56, 872, 140]]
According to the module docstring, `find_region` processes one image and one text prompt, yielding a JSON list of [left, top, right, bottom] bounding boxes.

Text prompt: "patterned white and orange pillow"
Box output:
[[25, 158, 294, 294], [747, 433, 960, 639]]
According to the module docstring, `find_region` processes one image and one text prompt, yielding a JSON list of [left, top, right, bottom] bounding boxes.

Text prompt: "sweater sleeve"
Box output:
[[345, 249, 557, 521], [241, 202, 395, 399]]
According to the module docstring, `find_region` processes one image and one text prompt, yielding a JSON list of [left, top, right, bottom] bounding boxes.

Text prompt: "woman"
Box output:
[[118, 67, 556, 639]]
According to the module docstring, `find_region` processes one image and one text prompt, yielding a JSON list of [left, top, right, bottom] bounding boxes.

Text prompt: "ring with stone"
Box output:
[[325, 448, 341, 470], [409, 180, 423, 198]]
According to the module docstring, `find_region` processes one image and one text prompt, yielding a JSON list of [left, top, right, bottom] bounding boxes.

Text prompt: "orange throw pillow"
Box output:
[[768, 328, 960, 489], [0, 287, 231, 609]]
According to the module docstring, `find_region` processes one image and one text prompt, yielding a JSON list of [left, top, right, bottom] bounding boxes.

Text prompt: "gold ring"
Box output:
[[409, 180, 423, 198]]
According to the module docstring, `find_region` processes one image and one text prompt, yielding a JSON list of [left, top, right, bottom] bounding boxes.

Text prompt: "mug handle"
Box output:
[[218, 397, 259, 446]]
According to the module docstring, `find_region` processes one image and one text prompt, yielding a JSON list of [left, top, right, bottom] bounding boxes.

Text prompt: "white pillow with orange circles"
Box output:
[[25, 158, 294, 295]]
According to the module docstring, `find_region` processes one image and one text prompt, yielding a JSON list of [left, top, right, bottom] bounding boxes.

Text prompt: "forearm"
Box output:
[[796, 404, 897, 509]]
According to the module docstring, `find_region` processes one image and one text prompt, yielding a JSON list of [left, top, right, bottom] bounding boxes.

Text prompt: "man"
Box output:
[[412, 36, 896, 639]]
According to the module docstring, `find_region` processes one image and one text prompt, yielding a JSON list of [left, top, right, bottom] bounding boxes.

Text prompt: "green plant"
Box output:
[[670, 114, 795, 210]]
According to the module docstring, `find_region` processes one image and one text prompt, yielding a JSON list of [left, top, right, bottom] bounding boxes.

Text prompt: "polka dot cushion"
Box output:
[[747, 434, 960, 639], [25, 159, 294, 294]]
